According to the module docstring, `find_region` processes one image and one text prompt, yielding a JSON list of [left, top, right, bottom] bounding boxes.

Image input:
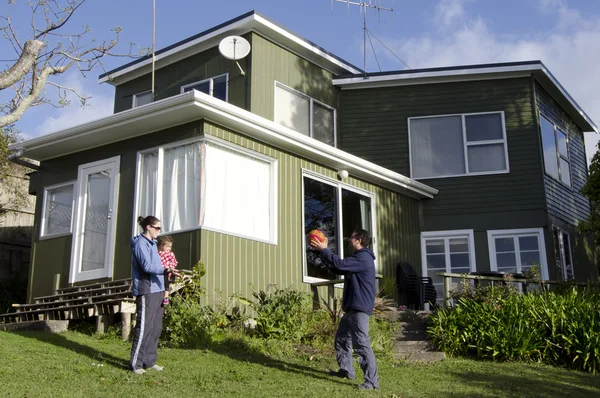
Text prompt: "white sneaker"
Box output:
[[148, 364, 164, 371], [133, 368, 146, 375]]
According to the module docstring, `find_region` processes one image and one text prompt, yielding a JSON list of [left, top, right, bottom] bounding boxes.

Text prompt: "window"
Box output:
[[539, 114, 571, 186], [302, 172, 374, 282], [552, 226, 574, 280], [420, 230, 476, 304], [133, 91, 152, 108], [487, 228, 549, 279], [409, 112, 509, 179], [135, 136, 277, 242], [41, 182, 75, 238], [275, 82, 336, 146], [181, 73, 228, 102]]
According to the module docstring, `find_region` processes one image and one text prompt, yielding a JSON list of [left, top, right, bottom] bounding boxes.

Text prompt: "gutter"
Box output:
[[8, 149, 40, 170]]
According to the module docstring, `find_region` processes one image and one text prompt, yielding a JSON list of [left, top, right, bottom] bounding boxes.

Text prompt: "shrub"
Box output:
[[428, 286, 600, 374]]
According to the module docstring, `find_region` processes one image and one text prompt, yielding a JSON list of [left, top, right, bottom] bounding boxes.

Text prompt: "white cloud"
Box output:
[[384, 0, 600, 164], [34, 71, 113, 137], [434, 0, 472, 29]]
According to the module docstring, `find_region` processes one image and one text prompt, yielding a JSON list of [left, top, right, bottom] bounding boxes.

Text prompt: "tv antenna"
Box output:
[[332, 0, 410, 77], [219, 36, 251, 76]]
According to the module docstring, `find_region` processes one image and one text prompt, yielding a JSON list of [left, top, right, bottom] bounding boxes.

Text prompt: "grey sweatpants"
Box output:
[[130, 291, 164, 371], [335, 310, 379, 388]]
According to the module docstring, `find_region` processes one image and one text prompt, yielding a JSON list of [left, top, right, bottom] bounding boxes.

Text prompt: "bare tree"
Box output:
[[0, 0, 143, 128]]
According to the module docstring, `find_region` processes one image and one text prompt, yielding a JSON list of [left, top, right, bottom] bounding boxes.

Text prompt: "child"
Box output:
[[157, 235, 178, 306]]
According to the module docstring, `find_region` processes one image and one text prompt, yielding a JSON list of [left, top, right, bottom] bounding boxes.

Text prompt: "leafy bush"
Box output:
[[428, 286, 600, 373]]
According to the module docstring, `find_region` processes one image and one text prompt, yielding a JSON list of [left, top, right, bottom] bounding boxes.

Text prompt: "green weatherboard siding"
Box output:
[[27, 119, 420, 303]]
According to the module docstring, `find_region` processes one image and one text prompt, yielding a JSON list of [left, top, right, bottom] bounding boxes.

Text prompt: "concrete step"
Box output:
[[0, 320, 69, 333], [397, 351, 447, 362]]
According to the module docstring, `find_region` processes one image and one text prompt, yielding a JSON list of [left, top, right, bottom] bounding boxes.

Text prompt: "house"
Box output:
[[7, 11, 597, 307]]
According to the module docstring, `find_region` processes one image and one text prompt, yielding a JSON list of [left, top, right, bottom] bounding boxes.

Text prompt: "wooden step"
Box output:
[[34, 284, 131, 303], [55, 278, 132, 294]]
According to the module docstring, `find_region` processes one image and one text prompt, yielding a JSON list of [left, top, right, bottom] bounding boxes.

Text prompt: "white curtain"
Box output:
[[138, 152, 158, 220], [162, 142, 202, 232], [203, 143, 271, 241], [275, 85, 310, 136]]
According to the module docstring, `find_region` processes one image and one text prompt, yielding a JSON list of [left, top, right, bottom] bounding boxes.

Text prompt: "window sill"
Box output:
[[413, 169, 510, 180], [39, 231, 72, 241]]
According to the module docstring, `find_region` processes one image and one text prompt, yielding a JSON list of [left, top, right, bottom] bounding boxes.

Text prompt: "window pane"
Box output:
[[313, 102, 335, 146], [425, 239, 445, 254], [518, 236, 538, 251], [184, 81, 210, 95], [559, 158, 571, 186], [303, 177, 338, 280], [275, 86, 310, 136], [495, 237, 514, 252], [341, 189, 371, 257], [467, 143, 506, 172], [162, 142, 202, 232], [134, 92, 152, 107], [540, 116, 559, 179], [496, 252, 517, 269], [520, 251, 541, 266], [427, 254, 446, 269], [450, 253, 470, 270], [44, 185, 73, 235], [203, 143, 272, 241], [137, 152, 158, 219], [213, 76, 227, 101], [562, 232, 574, 279], [465, 113, 503, 141], [557, 129, 568, 158], [410, 116, 465, 178], [449, 238, 468, 253], [427, 270, 444, 285]]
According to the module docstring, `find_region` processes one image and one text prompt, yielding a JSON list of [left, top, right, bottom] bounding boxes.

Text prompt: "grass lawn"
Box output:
[[1, 330, 599, 397]]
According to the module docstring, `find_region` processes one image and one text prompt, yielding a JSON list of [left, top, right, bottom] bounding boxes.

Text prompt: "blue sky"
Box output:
[[2, 0, 600, 162]]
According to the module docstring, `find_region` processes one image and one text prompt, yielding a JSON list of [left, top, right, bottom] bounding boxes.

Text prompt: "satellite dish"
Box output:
[[218, 36, 251, 60]]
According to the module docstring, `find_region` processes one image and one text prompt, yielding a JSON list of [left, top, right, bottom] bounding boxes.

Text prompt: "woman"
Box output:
[[129, 215, 174, 374]]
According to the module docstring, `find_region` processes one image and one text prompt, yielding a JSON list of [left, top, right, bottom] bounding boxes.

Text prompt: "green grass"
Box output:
[[1, 331, 599, 397]]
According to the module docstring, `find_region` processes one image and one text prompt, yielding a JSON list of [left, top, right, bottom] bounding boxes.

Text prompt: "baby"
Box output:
[[157, 235, 178, 306]]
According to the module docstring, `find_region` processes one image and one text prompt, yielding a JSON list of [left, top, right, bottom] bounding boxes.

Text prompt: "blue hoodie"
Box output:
[[319, 247, 377, 315], [131, 234, 166, 296]]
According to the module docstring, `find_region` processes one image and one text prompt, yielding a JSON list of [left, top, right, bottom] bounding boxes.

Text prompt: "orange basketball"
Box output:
[[308, 229, 326, 243]]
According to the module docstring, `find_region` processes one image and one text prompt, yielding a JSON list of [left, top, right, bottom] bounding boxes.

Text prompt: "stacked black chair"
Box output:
[[396, 262, 437, 309]]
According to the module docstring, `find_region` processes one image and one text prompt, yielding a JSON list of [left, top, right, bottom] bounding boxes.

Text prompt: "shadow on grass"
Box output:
[[12, 330, 129, 370], [199, 338, 352, 386], [432, 359, 600, 398]]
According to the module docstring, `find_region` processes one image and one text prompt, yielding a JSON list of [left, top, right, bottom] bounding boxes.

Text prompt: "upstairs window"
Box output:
[[181, 73, 228, 102], [409, 112, 509, 179], [274, 82, 336, 146], [539, 114, 571, 187], [133, 91, 153, 108]]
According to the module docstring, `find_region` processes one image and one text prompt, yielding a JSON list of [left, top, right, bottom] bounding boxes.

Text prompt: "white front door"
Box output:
[[69, 156, 120, 283]]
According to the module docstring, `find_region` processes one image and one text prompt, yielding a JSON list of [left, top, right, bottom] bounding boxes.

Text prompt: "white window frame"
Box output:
[[132, 90, 153, 108], [539, 113, 571, 187], [40, 181, 76, 239], [274, 81, 337, 147], [420, 230, 477, 277], [552, 226, 575, 280], [132, 135, 277, 244], [180, 73, 229, 102], [487, 228, 549, 280], [301, 169, 377, 284], [408, 111, 510, 180]]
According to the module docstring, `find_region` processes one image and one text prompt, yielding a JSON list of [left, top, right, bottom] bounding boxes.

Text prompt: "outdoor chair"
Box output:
[[396, 262, 437, 310]]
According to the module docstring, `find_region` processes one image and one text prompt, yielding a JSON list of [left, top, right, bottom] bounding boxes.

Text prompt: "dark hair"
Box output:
[[157, 235, 173, 248], [352, 229, 371, 248], [137, 215, 160, 231]]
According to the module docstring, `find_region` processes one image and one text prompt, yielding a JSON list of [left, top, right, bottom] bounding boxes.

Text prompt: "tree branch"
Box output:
[[0, 40, 44, 90]]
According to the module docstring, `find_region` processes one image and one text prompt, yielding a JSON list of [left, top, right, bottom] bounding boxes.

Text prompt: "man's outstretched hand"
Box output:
[[310, 237, 328, 252]]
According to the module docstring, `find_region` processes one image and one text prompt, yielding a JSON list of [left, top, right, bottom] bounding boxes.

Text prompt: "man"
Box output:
[[310, 229, 379, 391]]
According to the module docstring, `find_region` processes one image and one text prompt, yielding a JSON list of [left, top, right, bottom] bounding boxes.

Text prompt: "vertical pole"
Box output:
[[151, 0, 156, 100], [121, 312, 132, 341], [444, 276, 451, 308], [363, 7, 367, 78], [53, 273, 60, 294]]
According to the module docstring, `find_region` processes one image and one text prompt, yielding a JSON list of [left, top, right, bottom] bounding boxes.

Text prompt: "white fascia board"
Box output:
[[100, 14, 361, 85], [10, 90, 436, 199]]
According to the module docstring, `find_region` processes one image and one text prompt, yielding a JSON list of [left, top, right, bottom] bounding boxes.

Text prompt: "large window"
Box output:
[[181, 73, 228, 102], [487, 228, 549, 279], [135, 137, 277, 242], [420, 230, 476, 304], [133, 91, 152, 108], [552, 226, 574, 281], [302, 173, 374, 281], [275, 82, 336, 147], [539, 114, 571, 187], [409, 112, 509, 179], [41, 182, 75, 238]]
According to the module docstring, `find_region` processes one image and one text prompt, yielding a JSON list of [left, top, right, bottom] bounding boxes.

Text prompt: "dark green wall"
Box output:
[[113, 35, 251, 113]]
